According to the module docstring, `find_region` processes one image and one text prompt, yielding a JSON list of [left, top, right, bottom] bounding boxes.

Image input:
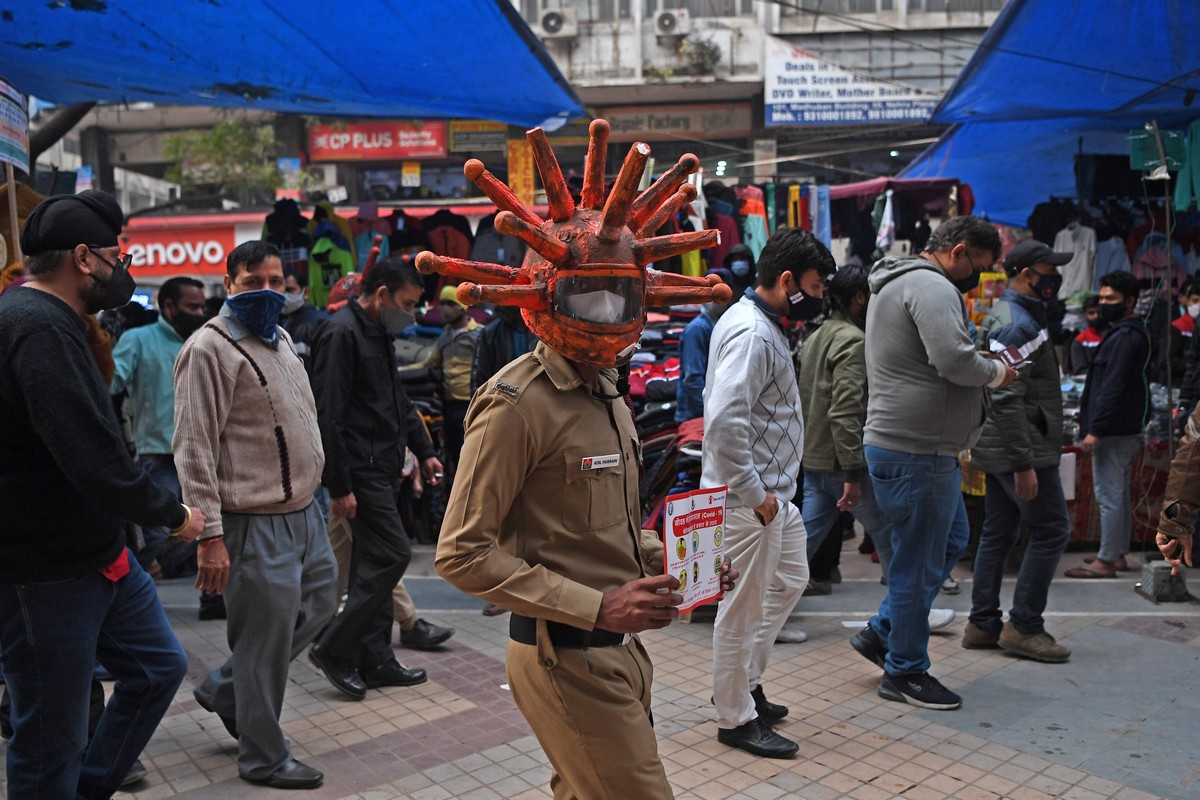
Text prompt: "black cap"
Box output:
[[1003, 240, 1072, 276], [20, 190, 124, 256]]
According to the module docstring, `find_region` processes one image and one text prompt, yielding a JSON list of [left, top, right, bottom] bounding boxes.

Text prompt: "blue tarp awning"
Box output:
[[0, 0, 585, 129], [900, 0, 1200, 226]]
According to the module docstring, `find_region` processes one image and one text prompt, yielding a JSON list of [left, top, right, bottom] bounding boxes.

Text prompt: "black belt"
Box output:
[[509, 614, 627, 649]]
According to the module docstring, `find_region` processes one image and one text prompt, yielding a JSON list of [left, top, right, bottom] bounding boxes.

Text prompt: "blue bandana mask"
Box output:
[[226, 289, 286, 342]]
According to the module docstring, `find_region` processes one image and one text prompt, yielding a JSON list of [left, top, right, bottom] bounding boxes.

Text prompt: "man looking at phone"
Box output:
[[963, 240, 1074, 662]]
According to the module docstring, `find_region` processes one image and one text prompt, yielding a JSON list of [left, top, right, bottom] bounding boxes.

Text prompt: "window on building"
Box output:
[[649, 0, 755, 17], [912, 0, 1004, 10]]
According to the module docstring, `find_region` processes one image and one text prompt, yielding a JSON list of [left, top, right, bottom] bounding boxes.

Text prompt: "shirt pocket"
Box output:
[[562, 445, 626, 532]]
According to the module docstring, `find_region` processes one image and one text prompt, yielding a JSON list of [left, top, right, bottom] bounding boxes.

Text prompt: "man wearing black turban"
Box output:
[[0, 190, 207, 798]]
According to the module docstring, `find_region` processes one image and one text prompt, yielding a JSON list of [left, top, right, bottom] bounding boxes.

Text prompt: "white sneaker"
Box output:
[[775, 627, 808, 643], [941, 577, 961, 595], [928, 608, 956, 631]]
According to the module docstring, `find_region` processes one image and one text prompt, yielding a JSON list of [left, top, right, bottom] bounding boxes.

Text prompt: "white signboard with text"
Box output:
[[764, 36, 938, 127]]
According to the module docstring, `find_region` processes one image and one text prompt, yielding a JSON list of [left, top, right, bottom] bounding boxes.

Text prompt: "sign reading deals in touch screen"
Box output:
[[764, 35, 938, 126], [663, 486, 727, 613]]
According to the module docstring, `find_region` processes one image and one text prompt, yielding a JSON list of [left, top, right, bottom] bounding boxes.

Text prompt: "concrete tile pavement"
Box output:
[[1, 541, 1197, 799]]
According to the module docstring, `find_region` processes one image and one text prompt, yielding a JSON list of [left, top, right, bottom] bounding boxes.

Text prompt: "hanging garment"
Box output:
[[308, 200, 356, 267], [1174, 119, 1200, 213], [1093, 236, 1132, 292], [875, 189, 896, 252], [1053, 222, 1097, 301], [814, 185, 832, 247], [308, 237, 355, 309]]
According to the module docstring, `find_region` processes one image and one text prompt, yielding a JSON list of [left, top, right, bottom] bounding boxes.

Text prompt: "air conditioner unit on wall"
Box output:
[[655, 9, 692, 37], [538, 9, 578, 39]]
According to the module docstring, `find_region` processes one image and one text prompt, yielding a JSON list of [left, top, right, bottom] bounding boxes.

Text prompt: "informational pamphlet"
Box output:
[[662, 486, 727, 613]]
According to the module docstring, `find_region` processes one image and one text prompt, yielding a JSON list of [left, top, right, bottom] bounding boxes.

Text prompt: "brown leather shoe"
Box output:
[[998, 622, 1070, 663], [961, 621, 1000, 650]]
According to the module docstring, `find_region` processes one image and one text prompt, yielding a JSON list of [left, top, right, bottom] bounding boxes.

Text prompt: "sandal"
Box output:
[[1064, 565, 1117, 579], [1083, 555, 1132, 572]]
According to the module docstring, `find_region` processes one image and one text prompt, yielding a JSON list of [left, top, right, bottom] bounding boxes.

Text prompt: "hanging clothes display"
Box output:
[[1174, 119, 1200, 213], [308, 200, 356, 267], [262, 198, 311, 278], [470, 214, 526, 269], [1093, 234, 1131, 291], [734, 185, 769, 261], [1053, 221, 1097, 300], [349, 201, 392, 271], [875, 189, 896, 252], [308, 236, 355, 309]]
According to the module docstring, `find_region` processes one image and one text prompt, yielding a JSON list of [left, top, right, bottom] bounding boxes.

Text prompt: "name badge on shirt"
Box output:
[[581, 453, 620, 470]]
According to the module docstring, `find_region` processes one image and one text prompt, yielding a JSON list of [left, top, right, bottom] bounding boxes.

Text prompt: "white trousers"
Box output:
[[712, 502, 808, 728]]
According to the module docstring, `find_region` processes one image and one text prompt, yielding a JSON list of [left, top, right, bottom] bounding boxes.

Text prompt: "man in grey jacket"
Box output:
[[964, 240, 1073, 663], [703, 228, 834, 758], [850, 216, 1017, 711]]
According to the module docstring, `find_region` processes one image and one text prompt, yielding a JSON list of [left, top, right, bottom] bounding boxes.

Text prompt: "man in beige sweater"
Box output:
[[174, 240, 337, 791]]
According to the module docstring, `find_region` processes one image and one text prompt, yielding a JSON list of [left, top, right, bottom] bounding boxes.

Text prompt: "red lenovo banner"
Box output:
[[121, 214, 261, 277], [307, 121, 447, 162]]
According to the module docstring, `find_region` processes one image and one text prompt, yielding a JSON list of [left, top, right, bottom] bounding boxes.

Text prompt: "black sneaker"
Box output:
[[716, 716, 798, 759], [877, 672, 962, 710], [120, 758, 148, 787], [850, 625, 887, 669]]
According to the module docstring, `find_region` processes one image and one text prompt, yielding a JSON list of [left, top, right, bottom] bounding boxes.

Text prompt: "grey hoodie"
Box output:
[[863, 255, 1006, 456]]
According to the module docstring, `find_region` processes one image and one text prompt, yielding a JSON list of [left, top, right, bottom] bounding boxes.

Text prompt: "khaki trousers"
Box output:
[[506, 626, 674, 800], [326, 513, 416, 629]]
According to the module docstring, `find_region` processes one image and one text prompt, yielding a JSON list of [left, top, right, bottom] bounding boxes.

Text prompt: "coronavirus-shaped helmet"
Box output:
[[415, 119, 731, 367]]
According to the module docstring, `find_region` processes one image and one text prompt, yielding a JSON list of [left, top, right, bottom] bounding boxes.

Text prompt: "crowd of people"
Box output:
[[0, 187, 1192, 800]]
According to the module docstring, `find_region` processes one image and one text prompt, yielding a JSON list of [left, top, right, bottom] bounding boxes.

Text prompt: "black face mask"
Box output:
[[85, 254, 137, 314], [1028, 270, 1064, 301], [951, 269, 981, 295], [1099, 301, 1128, 325], [787, 288, 824, 322], [1086, 316, 1107, 333], [170, 310, 206, 339]]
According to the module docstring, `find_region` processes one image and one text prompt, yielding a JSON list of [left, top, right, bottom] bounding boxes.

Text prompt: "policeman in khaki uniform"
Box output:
[[439, 340, 684, 797], [425, 126, 736, 798]]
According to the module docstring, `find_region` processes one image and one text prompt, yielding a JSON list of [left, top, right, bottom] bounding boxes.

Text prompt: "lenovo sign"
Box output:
[[130, 240, 226, 269], [122, 219, 242, 277]]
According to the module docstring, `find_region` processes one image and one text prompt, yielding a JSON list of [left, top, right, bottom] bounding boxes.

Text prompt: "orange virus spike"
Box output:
[[414, 119, 728, 367]]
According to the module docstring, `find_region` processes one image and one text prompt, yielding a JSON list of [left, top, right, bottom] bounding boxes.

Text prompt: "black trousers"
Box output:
[[316, 472, 411, 669]]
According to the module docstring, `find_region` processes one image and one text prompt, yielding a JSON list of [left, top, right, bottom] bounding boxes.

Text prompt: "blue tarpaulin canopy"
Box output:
[[900, 0, 1200, 226], [0, 0, 585, 129]]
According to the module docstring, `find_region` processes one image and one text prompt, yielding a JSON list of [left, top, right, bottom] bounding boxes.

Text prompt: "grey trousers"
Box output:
[[194, 501, 338, 779]]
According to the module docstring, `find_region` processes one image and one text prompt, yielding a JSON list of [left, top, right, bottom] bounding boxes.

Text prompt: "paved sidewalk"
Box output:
[[2, 542, 1197, 799]]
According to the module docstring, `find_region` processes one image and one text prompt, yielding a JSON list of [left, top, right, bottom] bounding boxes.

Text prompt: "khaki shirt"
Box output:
[[1159, 403, 1200, 539], [436, 341, 663, 630]]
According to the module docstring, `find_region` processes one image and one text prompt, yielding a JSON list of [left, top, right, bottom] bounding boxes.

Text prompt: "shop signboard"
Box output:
[[121, 216, 256, 278], [275, 157, 302, 200], [308, 120, 447, 162], [602, 103, 753, 143], [764, 36, 938, 126], [449, 120, 507, 153], [507, 137, 536, 207], [401, 162, 421, 187], [0, 77, 28, 173]]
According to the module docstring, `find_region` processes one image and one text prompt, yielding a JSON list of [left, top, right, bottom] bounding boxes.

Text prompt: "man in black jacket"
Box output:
[[1068, 270, 1150, 578], [0, 190, 205, 798], [308, 258, 443, 698]]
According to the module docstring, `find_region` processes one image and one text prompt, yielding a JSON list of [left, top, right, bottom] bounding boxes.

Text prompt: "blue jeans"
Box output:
[[802, 469, 891, 560], [1091, 435, 1141, 563], [866, 446, 968, 676], [0, 553, 188, 799], [134, 454, 182, 570], [969, 467, 1072, 635]]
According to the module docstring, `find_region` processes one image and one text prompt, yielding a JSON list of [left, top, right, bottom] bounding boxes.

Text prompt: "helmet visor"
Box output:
[[555, 273, 644, 325]]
